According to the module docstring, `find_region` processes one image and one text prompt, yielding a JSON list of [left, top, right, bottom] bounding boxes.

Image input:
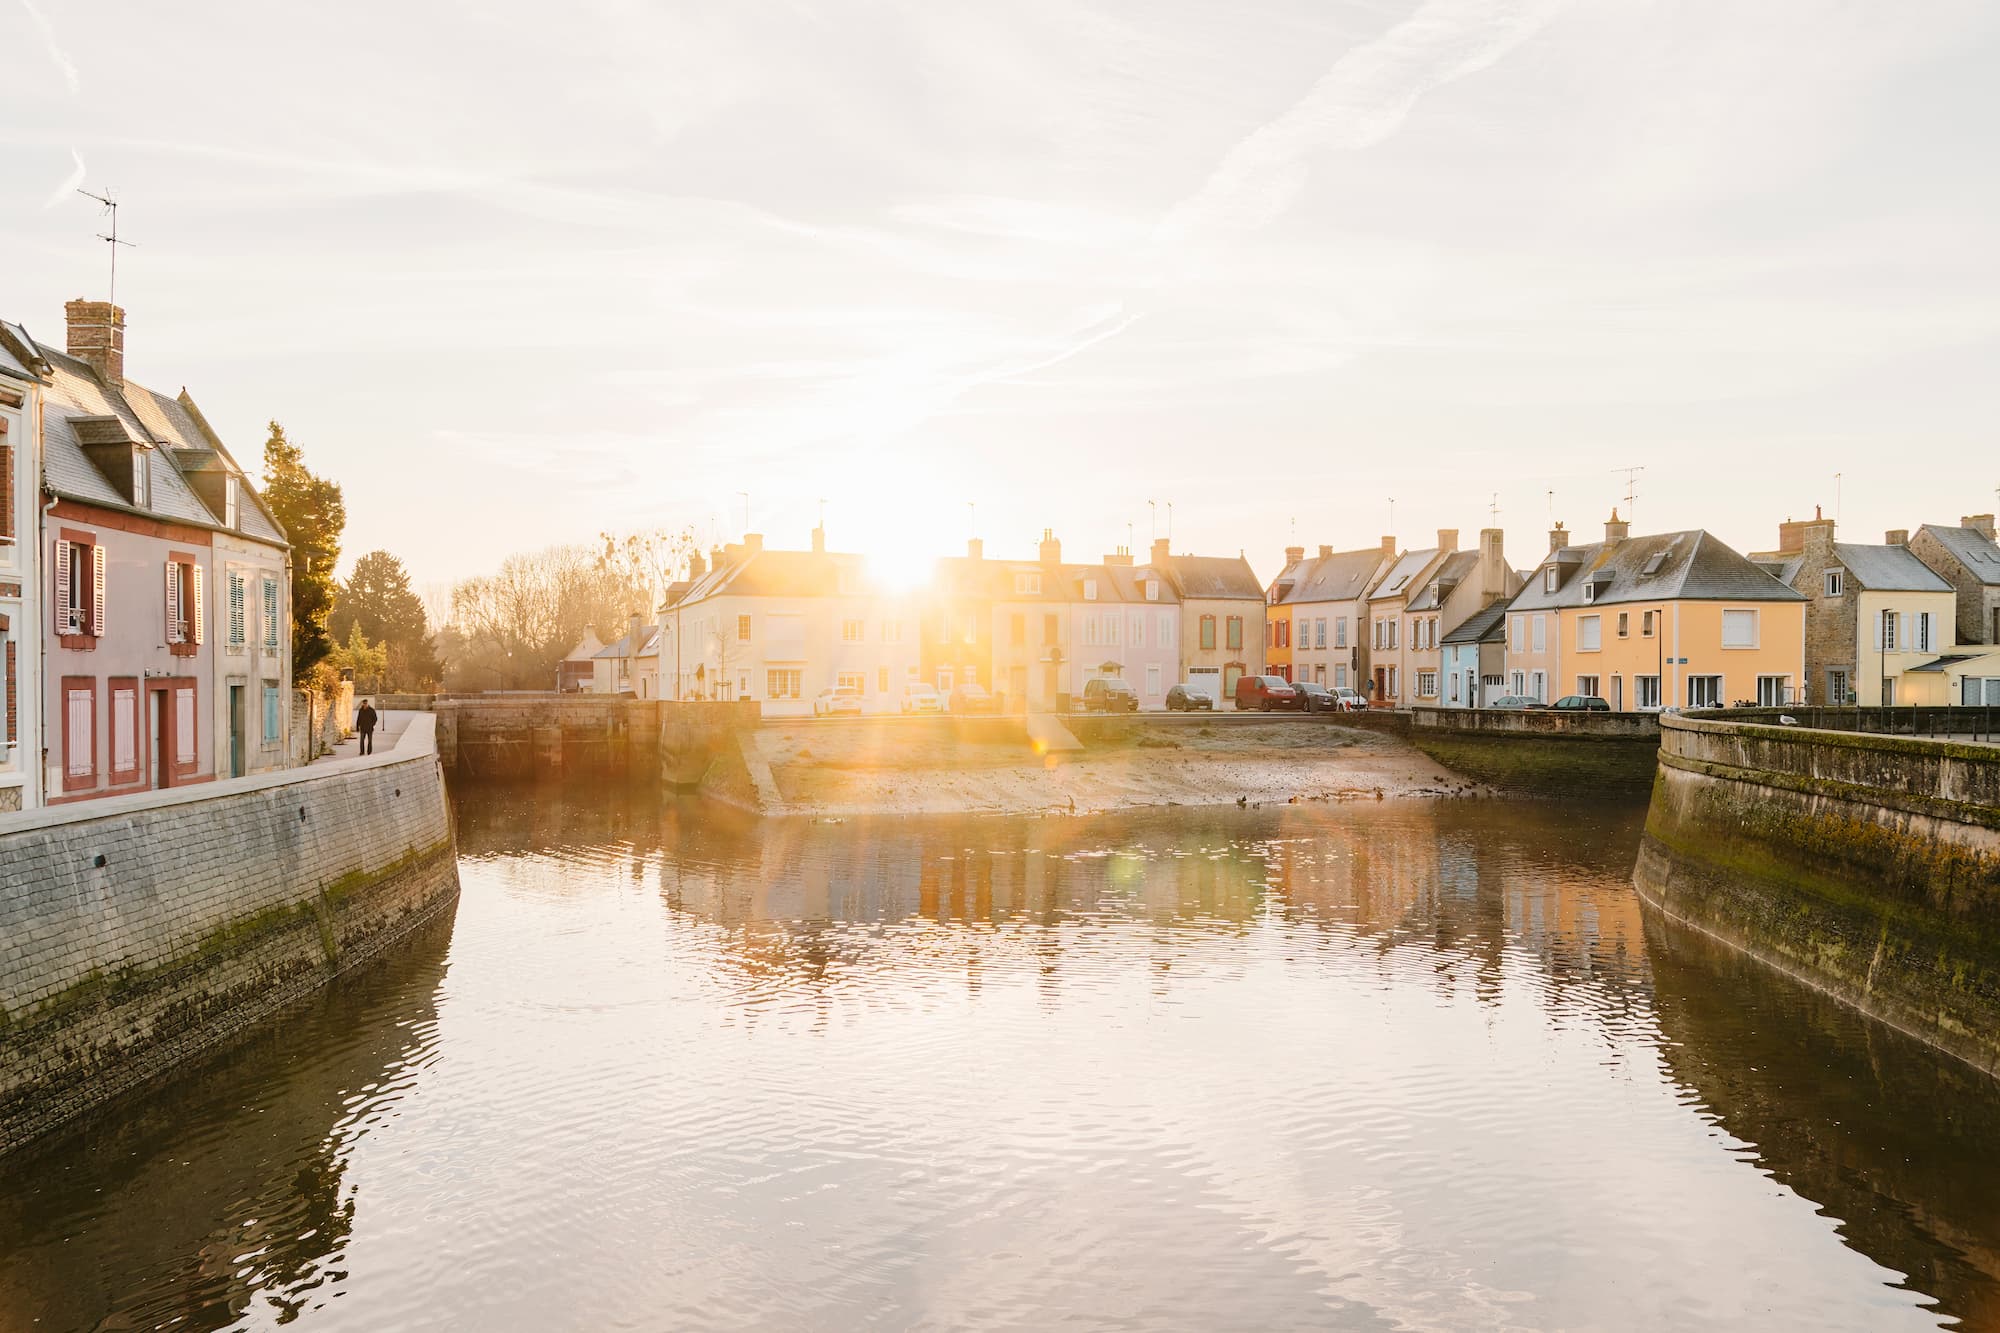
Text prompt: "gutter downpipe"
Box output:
[[38, 485, 59, 806]]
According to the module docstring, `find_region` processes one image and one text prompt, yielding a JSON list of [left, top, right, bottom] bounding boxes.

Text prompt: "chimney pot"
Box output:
[[1548, 522, 1569, 552], [1039, 531, 1062, 567], [65, 299, 126, 385], [811, 525, 825, 554], [1284, 545, 1305, 565], [967, 537, 984, 561]]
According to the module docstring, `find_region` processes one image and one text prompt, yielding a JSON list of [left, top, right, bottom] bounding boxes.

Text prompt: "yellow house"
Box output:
[[1505, 513, 1805, 709]]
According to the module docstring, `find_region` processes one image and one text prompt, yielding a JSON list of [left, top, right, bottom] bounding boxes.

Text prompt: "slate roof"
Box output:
[[594, 629, 661, 659], [7, 319, 287, 550], [1166, 554, 1263, 600], [1405, 551, 1478, 612], [1368, 547, 1442, 602], [1508, 530, 1803, 612], [1920, 525, 2000, 587], [1830, 542, 1951, 593], [1441, 599, 1510, 645], [1270, 547, 1386, 607]]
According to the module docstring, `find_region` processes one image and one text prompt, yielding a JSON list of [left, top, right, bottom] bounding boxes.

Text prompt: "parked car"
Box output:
[[1551, 695, 1611, 712], [950, 682, 996, 714], [1330, 687, 1368, 712], [900, 682, 945, 714], [1234, 675, 1300, 711], [1293, 681, 1337, 712], [811, 686, 863, 717], [1486, 695, 1545, 710], [1165, 683, 1215, 711], [1083, 678, 1140, 712]]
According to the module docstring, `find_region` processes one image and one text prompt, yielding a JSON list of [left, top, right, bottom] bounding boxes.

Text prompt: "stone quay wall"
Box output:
[[0, 715, 459, 1157], [1636, 713, 2000, 1073], [1407, 706, 1662, 796], [438, 694, 666, 781]]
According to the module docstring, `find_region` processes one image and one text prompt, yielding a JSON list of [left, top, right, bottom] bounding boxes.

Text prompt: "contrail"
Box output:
[[43, 147, 84, 208], [16, 0, 80, 94]]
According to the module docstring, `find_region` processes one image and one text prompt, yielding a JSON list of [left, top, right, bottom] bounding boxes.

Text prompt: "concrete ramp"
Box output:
[[1025, 712, 1084, 755]]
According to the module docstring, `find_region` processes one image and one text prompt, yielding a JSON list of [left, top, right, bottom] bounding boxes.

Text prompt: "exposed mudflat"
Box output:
[[750, 718, 1485, 817]]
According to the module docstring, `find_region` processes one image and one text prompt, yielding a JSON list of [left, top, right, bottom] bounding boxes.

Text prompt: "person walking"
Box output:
[[356, 699, 379, 756]]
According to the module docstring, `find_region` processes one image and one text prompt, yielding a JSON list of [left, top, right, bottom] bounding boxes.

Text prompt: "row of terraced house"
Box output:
[[599, 504, 2000, 717], [0, 300, 294, 811]]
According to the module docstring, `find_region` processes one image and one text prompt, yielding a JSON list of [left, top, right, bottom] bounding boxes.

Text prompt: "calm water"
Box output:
[[5, 791, 2000, 1331]]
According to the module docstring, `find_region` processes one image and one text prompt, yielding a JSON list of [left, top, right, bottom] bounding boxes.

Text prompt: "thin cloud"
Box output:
[[43, 147, 84, 207], [15, 0, 79, 94]]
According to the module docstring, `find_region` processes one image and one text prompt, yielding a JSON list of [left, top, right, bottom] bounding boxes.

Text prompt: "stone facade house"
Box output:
[[1910, 515, 2000, 649], [1264, 539, 1394, 693]]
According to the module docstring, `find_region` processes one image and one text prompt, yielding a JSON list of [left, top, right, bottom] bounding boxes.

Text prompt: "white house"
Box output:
[[0, 320, 43, 810]]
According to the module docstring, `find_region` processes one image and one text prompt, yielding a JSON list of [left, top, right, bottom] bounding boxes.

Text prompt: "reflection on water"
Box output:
[[3, 789, 1998, 1330]]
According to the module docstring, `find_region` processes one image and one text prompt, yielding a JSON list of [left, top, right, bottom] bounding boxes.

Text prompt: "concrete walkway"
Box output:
[[319, 710, 416, 764]]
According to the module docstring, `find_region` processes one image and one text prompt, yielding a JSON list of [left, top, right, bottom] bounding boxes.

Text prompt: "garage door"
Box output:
[[1187, 666, 1220, 702]]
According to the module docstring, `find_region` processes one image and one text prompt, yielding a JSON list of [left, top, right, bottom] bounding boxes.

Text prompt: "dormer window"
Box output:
[[1015, 571, 1041, 595], [1582, 581, 1596, 604], [1083, 579, 1097, 601], [1544, 565, 1559, 593], [1145, 580, 1159, 601], [133, 450, 149, 508]]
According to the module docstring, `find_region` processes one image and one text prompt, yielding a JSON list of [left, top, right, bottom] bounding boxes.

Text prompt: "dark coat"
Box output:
[[357, 704, 379, 733]]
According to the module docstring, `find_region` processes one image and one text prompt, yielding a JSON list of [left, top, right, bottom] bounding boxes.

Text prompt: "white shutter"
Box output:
[[91, 545, 106, 636], [1876, 609, 1889, 651], [191, 564, 205, 645], [65, 689, 92, 776], [112, 687, 135, 772], [54, 540, 73, 633], [263, 578, 280, 648], [175, 687, 195, 764], [166, 562, 183, 643], [1918, 612, 1932, 653]]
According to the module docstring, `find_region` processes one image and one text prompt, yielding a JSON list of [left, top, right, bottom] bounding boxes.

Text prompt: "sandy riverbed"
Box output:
[[748, 719, 1484, 817]]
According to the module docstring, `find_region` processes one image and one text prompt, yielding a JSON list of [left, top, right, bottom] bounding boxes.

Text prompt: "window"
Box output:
[[164, 557, 204, 654], [837, 671, 865, 692], [1449, 672, 1461, 702], [133, 452, 149, 507], [1721, 609, 1758, 648], [1045, 613, 1060, 645], [1157, 611, 1174, 646], [737, 614, 752, 642], [1918, 612, 1934, 652], [1016, 571, 1041, 595], [1387, 666, 1398, 698], [1531, 616, 1546, 653], [1389, 619, 1398, 650], [262, 578, 280, 650], [1146, 664, 1161, 697], [1295, 617, 1306, 649], [1582, 581, 1597, 604], [63, 677, 95, 788], [1083, 579, 1097, 601], [1416, 670, 1437, 698], [878, 667, 889, 693], [263, 681, 281, 743], [1335, 617, 1347, 649], [1335, 665, 1347, 688], [1105, 613, 1121, 646], [1130, 613, 1144, 647], [1756, 675, 1790, 707], [1200, 615, 1216, 651], [1881, 677, 1897, 707], [1225, 616, 1242, 651], [1277, 619, 1289, 649], [964, 665, 978, 686], [1617, 612, 1629, 638], [1544, 565, 1559, 593], [1636, 675, 1661, 709], [1145, 580, 1159, 601], [1963, 678, 2000, 706], [1687, 675, 1724, 708], [1010, 613, 1026, 646], [1373, 619, 1384, 650], [1315, 618, 1327, 650], [1642, 610, 1656, 637], [1824, 569, 1845, 597], [1530, 670, 1546, 702], [0, 621, 11, 754], [227, 572, 246, 647], [766, 669, 802, 700], [1510, 616, 1523, 653], [175, 684, 197, 768], [1083, 615, 1100, 647], [882, 620, 902, 643], [54, 536, 105, 640], [1826, 669, 1850, 705], [1511, 670, 1525, 696], [1577, 674, 1600, 698], [1578, 615, 1601, 651], [842, 619, 863, 642]]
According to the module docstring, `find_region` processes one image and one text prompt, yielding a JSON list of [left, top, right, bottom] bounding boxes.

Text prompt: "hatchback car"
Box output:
[[1164, 683, 1215, 711], [900, 683, 945, 713], [1330, 687, 1368, 712], [1293, 681, 1336, 712], [1234, 675, 1300, 711], [811, 686, 863, 717], [1551, 694, 1611, 711], [949, 682, 996, 714], [1083, 678, 1140, 712]]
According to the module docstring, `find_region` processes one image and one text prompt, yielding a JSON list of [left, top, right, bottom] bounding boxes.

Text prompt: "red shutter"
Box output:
[[91, 545, 106, 637], [166, 561, 183, 643]]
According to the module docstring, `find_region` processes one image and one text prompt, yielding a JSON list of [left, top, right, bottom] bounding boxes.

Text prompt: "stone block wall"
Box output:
[[0, 716, 459, 1156], [438, 693, 667, 781]]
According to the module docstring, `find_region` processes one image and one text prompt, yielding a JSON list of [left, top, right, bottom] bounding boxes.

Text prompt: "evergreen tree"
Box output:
[[261, 421, 346, 685], [331, 550, 443, 689]]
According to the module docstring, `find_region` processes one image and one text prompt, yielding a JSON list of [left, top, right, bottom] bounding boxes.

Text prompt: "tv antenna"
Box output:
[[1833, 473, 1842, 527], [1613, 465, 1645, 529], [1148, 499, 1156, 541], [1387, 497, 1396, 532], [1489, 492, 1501, 520], [1166, 501, 1173, 539], [77, 187, 136, 307], [736, 491, 749, 535], [967, 500, 976, 536]]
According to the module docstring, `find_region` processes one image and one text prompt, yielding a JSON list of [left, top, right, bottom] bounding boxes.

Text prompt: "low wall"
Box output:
[[1407, 706, 1660, 796], [438, 693, 665, 781], [1636, 713, 2000, 1073], [0, 716, 460, 1156]]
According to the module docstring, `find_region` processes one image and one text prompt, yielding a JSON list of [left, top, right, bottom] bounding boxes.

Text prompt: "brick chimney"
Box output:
[[1284, 544, 1305, 566], [1603, 509, 1629, 545], [967, 537, 984, 561], [1964, 514, 1997, 540], [1380, 535, 1397, 560], [811, 525, 825, 554], [1151, 536, 1171, 566], [1548, 521, 1569, 552], [1884, 528, 1909, 547], [1039, 529, 1061, 566], [1479, 527, 1506, 597], [687, 549, 706, 578], [1318, 544, 1333, 558], [66, 299, 125, 384], [1105, 545, 1133, 567], [1436, 528, 1458, 553], [1778, 504, 1834, 554]]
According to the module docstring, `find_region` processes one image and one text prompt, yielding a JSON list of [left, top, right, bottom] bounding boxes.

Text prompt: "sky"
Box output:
[[4, 0, 1999, 594]]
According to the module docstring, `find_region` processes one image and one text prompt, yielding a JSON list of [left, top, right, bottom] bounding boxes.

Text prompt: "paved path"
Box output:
[[320, 709, 415, 763]]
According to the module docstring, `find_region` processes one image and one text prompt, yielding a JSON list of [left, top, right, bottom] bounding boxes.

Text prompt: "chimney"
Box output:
[[1548, 521, 1569, 552], [811, 525, 825, 554], [1436, 528, 1458, 554], [1380, 535, 1397, 560], [1284, 545, 1305, 566], [1039, 529, 1062, 566], [1480, 527, 1506, 597], [66, 299, 125, 385], [1105, 545, 1133, 567], [744, 533, 764, 553], [1964, 514, 1998, 541], [1778, 504, 1835, 554], [1603, 509, 1629, 545], [687, 549, 706, 578], [1318, 544, 1333, 558], [1884, 528, 1909, 547], [967, 537, 984, 561], [1151, 536, 1171, 566]]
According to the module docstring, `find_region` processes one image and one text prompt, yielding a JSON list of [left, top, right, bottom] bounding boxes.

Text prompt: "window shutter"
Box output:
[[1919, 612, 1931, 652], [264, 578, 280, 648], [91, 545, 106, 636], [191, 565, 205, 644], [54, 540, 72, 632], [166, 561, 183, 643], [1876, 609, 1888, 651]]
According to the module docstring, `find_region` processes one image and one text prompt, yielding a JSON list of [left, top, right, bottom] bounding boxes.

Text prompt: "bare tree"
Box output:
[[448, 544, 647, 691], [597, 527, 696, 613]]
